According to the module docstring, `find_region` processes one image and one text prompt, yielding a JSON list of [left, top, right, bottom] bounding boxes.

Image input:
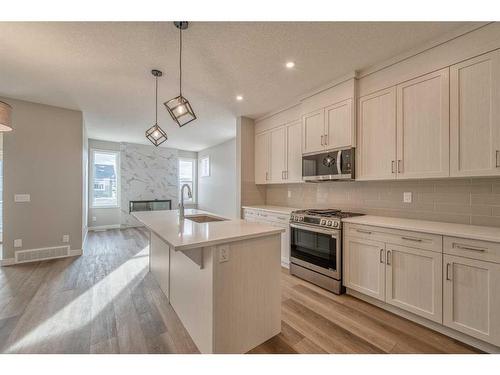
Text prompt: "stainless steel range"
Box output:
[[289, 209, 363, 294]]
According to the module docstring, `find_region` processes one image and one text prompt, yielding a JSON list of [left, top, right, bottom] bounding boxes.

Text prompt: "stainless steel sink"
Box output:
[[184, 214, 227, 223]]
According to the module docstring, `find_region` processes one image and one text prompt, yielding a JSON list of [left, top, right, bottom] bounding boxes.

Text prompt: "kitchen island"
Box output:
[[132, 209, 284, 354]]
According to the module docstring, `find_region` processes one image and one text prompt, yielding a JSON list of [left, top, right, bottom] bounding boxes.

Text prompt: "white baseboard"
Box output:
[[88, 224, 122, 231], [0, 258, 15, 266], [281, 258, 290, 269]]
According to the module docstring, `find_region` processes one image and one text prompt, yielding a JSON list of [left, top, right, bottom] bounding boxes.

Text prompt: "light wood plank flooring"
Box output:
[[0, 228, 481, 354]]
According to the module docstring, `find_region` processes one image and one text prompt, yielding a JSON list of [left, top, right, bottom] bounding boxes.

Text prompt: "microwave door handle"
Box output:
[[336, 150, 342, 175]]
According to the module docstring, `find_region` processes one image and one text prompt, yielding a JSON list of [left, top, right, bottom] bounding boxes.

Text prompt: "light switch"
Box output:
[[15, 194, 31, 203], [14, 239, 22, 248], [218, 245, 229, 263], [403, 192, 412, 203]]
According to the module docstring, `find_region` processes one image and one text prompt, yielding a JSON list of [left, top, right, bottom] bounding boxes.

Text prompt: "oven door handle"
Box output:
[[290, 223, 340, 236]]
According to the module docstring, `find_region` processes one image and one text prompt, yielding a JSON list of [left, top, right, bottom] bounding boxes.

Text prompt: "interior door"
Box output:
[[254, 132, 270, 184], [270, 127, 286, 183], [286, 121, 302, 182], [396, 68, 450, 179], [325, 98, 354, 150], [443, 254, 500, 346], [356, 87, 397, 180], [450, 50, 500, 177], [385, 244, 442, 323], [302, 109, 325, 154], [343, 236, 386, 301]]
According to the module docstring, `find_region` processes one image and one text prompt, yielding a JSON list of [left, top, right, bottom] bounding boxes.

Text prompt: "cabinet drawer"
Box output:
[[345, 223, 442, 253], [444, 236, 500, 264]]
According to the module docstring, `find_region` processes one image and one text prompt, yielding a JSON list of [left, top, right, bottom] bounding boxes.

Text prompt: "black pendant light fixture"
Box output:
[[146, 69, 168, 147], [164, 21, 197, 127]]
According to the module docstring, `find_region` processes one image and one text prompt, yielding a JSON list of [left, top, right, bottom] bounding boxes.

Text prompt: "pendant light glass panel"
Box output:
[[146, 69, 168, 147]]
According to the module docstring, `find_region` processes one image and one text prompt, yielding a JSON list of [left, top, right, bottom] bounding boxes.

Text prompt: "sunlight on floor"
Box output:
[[4, 245, 149, 353]]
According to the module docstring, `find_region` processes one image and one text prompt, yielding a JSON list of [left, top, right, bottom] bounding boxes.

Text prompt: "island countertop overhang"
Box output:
[[132, 209, 285, 251]]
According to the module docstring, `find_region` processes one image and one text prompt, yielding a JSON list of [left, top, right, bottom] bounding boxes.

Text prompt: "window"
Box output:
[[91, 149, 119, 208], [179, 158, 196, 203], [200, 156, 210, 177]]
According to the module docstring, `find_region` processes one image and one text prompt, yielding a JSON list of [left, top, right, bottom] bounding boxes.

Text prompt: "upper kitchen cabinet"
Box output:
[[357, 87, 397, 180], [270, 126, 287, 183], [396, 68, 450, 179], [301, 77, 356, 155], [450, 50, 500, 177], [286, 120, 303, 182], [255, 132, 270, 184]]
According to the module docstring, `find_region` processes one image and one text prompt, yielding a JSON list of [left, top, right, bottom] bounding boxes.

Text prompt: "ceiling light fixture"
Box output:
[[164, 21, 196, 127], [285, 61, 295, 69], [0, 101, 13, 132], [236, 95, 243, 101], [146, 69, 168, 147]]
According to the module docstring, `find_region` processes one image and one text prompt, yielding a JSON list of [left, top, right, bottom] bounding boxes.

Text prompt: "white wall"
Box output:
[[197, 138, 238, 218]]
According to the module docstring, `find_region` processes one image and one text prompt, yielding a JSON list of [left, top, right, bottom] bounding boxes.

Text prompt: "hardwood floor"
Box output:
[[0, 228, 481, 354]]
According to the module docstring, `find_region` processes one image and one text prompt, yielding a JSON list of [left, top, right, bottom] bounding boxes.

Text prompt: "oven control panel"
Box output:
[[290, 214, 341, 229]]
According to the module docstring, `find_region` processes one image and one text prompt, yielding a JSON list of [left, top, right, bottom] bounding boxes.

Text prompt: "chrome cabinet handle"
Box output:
[[324, 134, 328, 145], [496, 150, 500, 168], [446, 263, 453, 281], [386, 250, 392, 266], [356, 229, 372, 235], [281, 171, 285, 180], [380, 249, 385, 264], [391, 160, 395, 174], [453, 243, 486, 252], [401, 236, 423, 242], [397, 160, 403, 173], [320, 135, 324, 146]]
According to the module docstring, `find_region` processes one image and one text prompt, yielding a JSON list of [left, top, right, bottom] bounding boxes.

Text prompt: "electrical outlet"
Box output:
[[287, 190, 292, 199], [218, 245, 229, 263], [62, 234, 70, 243], [92, 216, 97, 222], [14, 194, 30, 202], [14, 239, 22, 248], [403, 192, 413, 203]]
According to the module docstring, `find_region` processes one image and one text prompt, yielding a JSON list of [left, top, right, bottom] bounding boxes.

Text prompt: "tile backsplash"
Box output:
[[265, 178, 500, 227]]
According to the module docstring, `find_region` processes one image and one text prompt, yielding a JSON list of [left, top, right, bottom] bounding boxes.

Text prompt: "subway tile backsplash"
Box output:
[[265, 178, 500, 227]]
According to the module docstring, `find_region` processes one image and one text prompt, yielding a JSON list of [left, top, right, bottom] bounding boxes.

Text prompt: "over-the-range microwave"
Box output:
[[302, 147, 355, 182]]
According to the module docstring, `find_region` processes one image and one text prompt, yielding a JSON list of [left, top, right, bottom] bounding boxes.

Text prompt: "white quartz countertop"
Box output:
[[342, 215, 500, 243], [241, 205, 298, 215], [133, 209, 285, 251]]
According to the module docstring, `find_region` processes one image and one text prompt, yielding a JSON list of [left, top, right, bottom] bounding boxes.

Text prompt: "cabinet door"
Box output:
[[443, 255, 500, 346], [357, 87, 397, 180], [385, 244, 442, 323], [281, 225, 291, 267], [286, 121, 302, 183], [255, 132, 270, 184], [396, 69, 450, 179], [270, 127, 287, 183], [450, 50, 500, 177], [325, 98, 354, 150], [302, 109, 325, 154], [343, 236, 386, 301]]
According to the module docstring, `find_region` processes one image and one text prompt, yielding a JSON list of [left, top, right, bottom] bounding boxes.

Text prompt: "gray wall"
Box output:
[[1, 96, 83, 260], [266, 178, 500, 227], [198, 138, 238, 218]]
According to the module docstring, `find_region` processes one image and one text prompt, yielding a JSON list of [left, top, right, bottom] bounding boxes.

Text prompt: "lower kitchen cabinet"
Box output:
[[385, 244, 442, 323], [343, 236, 386, 302], [443, 254, 500, 346]]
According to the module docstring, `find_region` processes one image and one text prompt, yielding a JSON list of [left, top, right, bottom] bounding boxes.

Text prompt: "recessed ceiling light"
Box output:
[[285, 61, 295, 69], [236, 95, 243, 101]]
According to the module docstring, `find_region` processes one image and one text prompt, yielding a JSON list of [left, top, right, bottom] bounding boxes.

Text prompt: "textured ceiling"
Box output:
[[0, 22, 471, 151]]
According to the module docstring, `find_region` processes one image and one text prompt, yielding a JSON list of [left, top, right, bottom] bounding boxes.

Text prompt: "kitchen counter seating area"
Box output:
[[132, 209, 284, 354]]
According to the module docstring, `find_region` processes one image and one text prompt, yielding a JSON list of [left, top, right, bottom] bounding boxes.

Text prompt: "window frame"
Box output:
[[90, 148, 121, 209], [178, 157, 197, 204], [200, 156, 210, 177]]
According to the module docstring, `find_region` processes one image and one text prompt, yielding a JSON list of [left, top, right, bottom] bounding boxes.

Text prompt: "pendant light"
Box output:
[[0, 101, 13, 132], [146, 69, 168, 147], [164, 21, 197, 127]]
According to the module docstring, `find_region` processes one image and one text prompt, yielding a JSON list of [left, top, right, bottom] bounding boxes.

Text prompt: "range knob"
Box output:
[[327, 220, 332, 226], [320, 219, 326, 225], [333, 221, 339, 228], [299, 216, 304, 222]]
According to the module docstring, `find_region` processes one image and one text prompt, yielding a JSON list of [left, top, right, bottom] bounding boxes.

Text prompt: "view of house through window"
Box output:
[[179, 158, 196, 203], [92, 150, 119, 207]]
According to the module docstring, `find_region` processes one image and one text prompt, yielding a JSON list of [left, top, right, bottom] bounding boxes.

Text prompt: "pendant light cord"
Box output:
[[179, 26, 182, 96], [155, 75, 158, 124]]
